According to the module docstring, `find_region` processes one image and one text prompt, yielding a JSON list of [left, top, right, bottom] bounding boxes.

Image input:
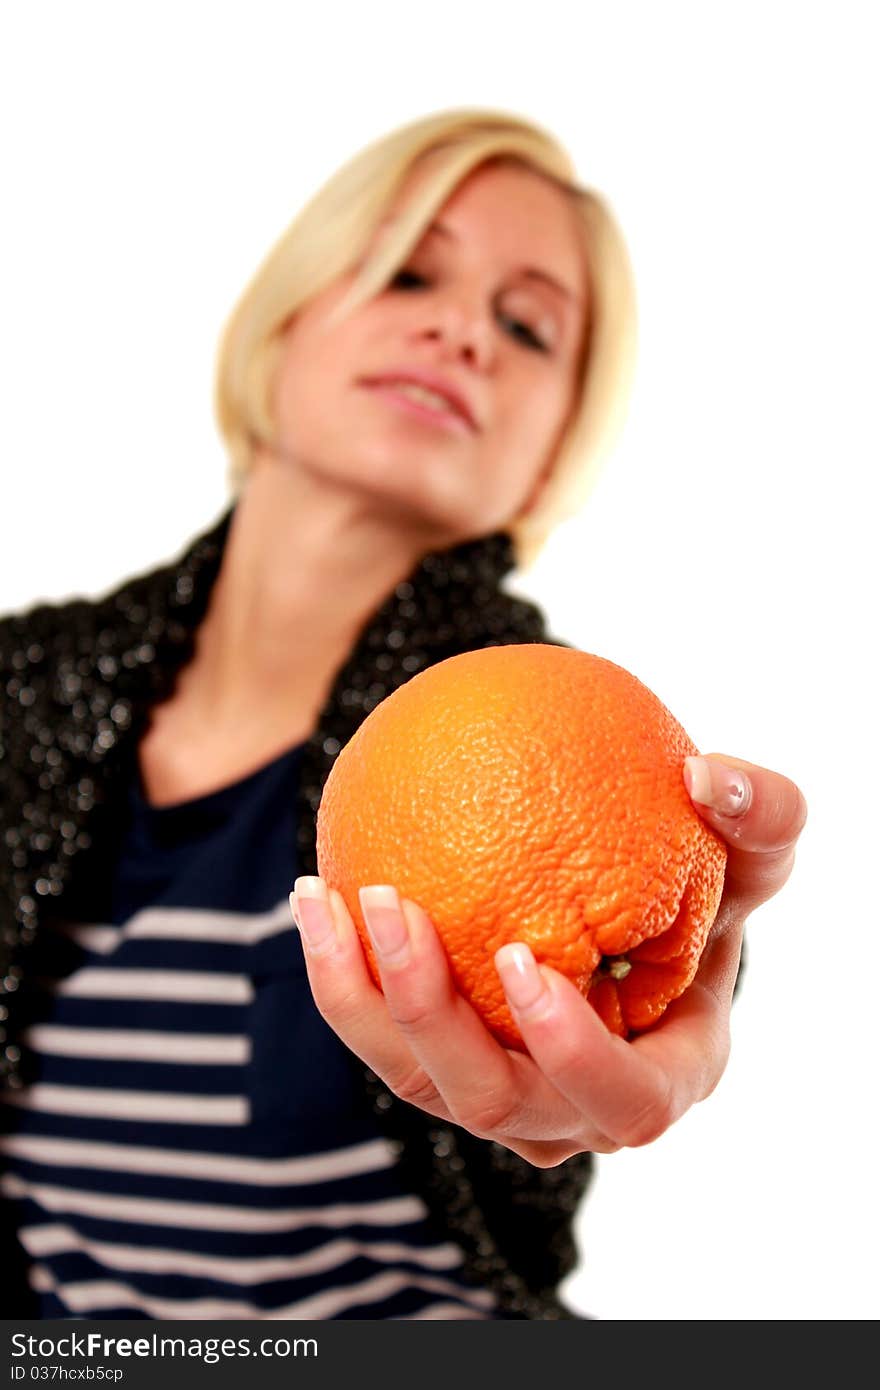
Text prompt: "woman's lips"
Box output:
[[362, 381, 472, 434]]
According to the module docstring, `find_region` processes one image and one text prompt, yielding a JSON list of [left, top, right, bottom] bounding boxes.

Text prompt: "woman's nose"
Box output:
[[414, 293, 495, 371]]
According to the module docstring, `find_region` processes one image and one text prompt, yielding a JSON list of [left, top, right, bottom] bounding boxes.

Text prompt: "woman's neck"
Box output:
[[173, 452, 436, 732]]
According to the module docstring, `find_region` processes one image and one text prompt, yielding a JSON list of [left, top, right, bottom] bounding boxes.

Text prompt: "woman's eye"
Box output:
[[389, 268, 427, 290], [501, 316, 550, 354], [388, 268, 551, 353]]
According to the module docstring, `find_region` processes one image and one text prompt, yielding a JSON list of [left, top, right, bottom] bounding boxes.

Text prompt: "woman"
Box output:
[[0, 107, 807, 1319]]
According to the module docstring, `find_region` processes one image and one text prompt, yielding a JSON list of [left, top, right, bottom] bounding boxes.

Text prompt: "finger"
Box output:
[[358, 886, 584, 1142], [683, 753, 808, 911], [583, 918, 748, 1126], [619, 902, 748, 1118], [634, 914, 747, 1104], [291, 879, 452, 1122], [691, 903, 746, 1010], [494, 945, 685, 1149]]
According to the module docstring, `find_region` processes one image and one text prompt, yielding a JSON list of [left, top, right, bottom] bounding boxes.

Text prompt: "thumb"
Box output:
[[683, 753, 808, 910]]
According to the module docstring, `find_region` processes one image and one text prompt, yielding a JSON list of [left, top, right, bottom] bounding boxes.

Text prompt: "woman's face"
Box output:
[[266, 158, 590, 546]]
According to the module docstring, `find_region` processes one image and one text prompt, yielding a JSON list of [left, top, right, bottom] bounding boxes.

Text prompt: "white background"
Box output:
[[2, 2, 877, 1320]]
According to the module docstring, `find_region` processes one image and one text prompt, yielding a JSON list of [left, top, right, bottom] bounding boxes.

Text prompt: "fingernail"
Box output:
[[684, 756, 752, 817], [292, 876, 336, 953], [359, 885, 410, 964], [495, 943, 550, 1020]]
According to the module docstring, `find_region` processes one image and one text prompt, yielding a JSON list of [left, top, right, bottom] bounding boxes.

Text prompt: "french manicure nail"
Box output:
[[495, 942, 549, 1019], [292, 876, 336, 952], [359, 884, 410, 963], [684, 756, 752, 817]]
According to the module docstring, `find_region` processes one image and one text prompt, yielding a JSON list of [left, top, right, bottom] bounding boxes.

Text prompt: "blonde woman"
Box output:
[[0, 107, 807, 1320]]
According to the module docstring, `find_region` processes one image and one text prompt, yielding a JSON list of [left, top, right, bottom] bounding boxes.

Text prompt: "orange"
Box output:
[[316, 644, 727, 1049]]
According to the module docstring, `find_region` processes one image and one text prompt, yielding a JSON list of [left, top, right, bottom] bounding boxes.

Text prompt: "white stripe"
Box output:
[[46, 969, 252, 1003], [399, 1302, 492, 1320], [2, 1084, 247, 1125], [21, 1221, 466, 1282], [3, 1172, 425, 1232], [52, 925, 123, 955], [0, 1133, 396, 1186], [28, 1262, 496, 1320], [52, 900, 295, 954], [20, 1025, 250, 1065]]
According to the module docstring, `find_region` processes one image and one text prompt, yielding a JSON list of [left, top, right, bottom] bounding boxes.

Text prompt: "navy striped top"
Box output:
[[0, 741, 500, 1319]]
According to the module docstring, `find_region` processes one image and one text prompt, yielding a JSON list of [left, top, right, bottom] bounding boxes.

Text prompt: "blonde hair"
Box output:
[[213, 106, 638, 571]]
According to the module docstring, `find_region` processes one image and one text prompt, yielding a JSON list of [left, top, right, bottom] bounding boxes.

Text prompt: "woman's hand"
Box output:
[[290, 753, 807, 1168]]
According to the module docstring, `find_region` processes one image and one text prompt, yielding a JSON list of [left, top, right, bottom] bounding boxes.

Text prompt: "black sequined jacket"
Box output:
[[0, 504, 593, 1320]]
